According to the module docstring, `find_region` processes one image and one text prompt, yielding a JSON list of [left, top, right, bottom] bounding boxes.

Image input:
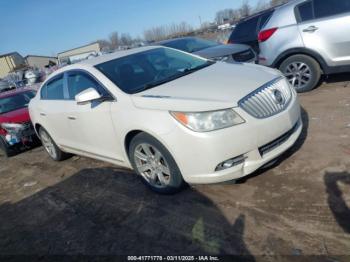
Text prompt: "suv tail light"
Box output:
[[258, 28, 278, 42]]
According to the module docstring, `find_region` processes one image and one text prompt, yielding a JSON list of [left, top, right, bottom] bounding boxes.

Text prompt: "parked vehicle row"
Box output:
[[29, 46, 302, 193], [229, 0, 350, 92], [155, 37, 256, 64]]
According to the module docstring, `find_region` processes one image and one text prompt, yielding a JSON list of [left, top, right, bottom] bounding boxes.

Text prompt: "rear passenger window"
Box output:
[[40, 85, 47, 99], [313, 0, 350, 19], [298, 1, 314, 22], [46, 76, 64, 100]]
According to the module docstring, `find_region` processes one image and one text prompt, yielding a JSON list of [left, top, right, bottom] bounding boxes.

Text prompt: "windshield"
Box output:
[[161, 38, 219, 53], [0, 91, 36, 114], [95, 47, 214, 94]]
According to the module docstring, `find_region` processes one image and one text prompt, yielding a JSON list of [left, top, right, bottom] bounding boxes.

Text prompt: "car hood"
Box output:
[[131, 62, 282, 112], [0, 107, 30, 123], [193, 44, 250, 59]]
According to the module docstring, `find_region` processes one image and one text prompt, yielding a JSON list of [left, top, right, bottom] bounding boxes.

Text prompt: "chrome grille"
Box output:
[[238, 77, 292, 119]]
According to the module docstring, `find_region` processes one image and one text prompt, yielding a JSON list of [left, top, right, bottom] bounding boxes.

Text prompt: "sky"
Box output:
[[0, 0, 259, 56]]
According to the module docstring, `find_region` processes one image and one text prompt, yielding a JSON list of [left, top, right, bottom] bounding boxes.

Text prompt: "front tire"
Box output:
[[279, 54, 321, 93], [0, 136, 15, 157], [129, 133, 186, 194], [39, 128, 70, 161]]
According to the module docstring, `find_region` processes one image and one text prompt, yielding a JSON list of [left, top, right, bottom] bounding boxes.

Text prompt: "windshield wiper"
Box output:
[[133, 74, 183, 93], [182, 61, 215, 73]]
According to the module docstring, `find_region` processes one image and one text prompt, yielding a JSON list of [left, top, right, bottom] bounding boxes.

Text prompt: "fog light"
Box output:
[[215, 155, 246, 171]]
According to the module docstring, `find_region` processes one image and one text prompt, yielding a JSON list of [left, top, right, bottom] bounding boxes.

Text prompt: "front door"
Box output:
[[64, 70, 123, 162]]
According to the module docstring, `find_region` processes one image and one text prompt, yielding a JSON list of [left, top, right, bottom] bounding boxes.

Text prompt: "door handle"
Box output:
[[67, 116, 77, 120], [303, 26, 318, 33], [40, 112, 46, 116]]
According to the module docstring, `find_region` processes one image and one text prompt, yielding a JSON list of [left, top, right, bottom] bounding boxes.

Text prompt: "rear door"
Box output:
[[297, 0, 350, 67], [37, 74, 72, 146], [64, 70, 123, 161]]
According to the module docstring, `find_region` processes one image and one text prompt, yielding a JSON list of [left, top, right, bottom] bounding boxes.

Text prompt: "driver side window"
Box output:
[[67, 72, 107, 100]]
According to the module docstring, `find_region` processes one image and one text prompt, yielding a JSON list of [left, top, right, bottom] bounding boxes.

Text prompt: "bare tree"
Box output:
[[109, 31, 119, 50], [120, 33, 133, 46], [254, 0, 270, 12], [96, 39, 111, 52], [270, 0, 290, 7], [239, 0, 252, 18], [215, 8, 240, 24], [143, 22, 193, 42]]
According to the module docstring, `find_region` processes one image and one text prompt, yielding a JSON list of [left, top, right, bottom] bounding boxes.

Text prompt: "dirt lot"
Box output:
[[0, 75, 349, 259]]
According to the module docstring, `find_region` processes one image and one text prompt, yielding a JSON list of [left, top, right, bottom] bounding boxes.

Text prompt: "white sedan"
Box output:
[[29, 46, 302, 193]]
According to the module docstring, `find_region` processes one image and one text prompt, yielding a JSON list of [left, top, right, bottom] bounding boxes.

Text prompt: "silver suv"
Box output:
[[258, 0, 350, 92]]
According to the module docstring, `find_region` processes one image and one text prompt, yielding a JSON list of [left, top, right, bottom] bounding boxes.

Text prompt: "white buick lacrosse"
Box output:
[[29, 46, 302, 193]]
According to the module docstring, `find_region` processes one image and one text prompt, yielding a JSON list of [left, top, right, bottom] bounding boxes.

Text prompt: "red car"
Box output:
[[0, 89, 37, 157]]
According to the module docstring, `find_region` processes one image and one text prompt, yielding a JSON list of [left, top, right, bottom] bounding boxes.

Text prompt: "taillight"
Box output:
[[258, 28, 278, 42], [0, 127, 7, 136]]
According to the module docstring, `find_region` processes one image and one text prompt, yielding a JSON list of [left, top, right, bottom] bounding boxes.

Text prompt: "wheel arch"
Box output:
[[272, 48, 329, 74], [124, 130, 144, 159], [123, 129, 179, 170], [34, 123, 43, 137]]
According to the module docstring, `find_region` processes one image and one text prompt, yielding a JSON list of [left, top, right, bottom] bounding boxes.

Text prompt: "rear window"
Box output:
[[258, 10, 274, 30], [229, 10, 273, 41], [0, 91, 36, 114], [230, 16, 260, 40]]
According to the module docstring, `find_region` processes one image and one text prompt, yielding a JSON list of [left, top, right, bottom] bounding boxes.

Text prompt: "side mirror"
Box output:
[[75, 88, 102, 104]]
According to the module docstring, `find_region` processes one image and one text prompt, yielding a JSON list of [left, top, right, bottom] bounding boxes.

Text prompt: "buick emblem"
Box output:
[[272, 89, 284, 105]]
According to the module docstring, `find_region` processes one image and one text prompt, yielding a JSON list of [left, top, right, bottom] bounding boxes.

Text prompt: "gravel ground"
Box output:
[[0, 74, 349, 260]]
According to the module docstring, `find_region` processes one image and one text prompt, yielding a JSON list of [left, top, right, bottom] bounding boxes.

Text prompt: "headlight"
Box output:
[[170, 109, 245, 132], [211, 55, 230, 62], [1, 123, 25, 133]]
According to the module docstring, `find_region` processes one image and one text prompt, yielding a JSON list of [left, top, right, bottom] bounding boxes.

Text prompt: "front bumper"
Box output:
[[159, 94, 302, 184]]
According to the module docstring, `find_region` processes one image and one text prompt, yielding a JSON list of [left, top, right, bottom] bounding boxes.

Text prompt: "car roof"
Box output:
[[236, 0, 303, 24], [0, 88, 35, 99]]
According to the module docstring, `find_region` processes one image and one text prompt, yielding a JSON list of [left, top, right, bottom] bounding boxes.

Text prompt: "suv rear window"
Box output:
[[229, 10, 273, 41], [230, 16, 259, 40]]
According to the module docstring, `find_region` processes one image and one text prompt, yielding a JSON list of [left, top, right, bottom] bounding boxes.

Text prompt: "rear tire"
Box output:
[[279, 54, 321, 93], [129, 132, 186, 194], [38, 128, 70, 161]]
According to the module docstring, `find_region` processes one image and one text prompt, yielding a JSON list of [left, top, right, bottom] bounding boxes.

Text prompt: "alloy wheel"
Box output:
[[283, 62, 312, 91], [134, 143, 171, 188], [40, 130, 57, 159]]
